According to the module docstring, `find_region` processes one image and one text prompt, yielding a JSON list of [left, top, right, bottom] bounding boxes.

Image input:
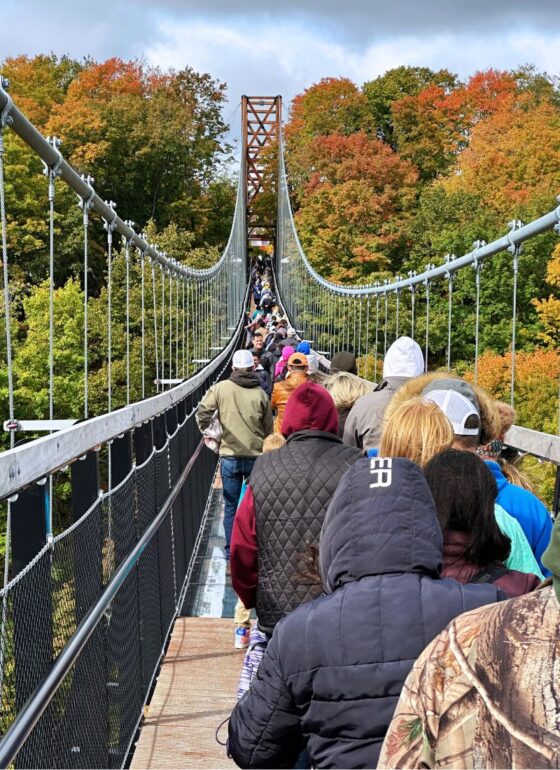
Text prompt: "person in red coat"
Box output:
[[424, 448, 541, 598]]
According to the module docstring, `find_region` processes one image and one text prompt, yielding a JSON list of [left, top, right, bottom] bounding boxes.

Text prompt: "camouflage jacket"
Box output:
[[379, 585, 560, 769]]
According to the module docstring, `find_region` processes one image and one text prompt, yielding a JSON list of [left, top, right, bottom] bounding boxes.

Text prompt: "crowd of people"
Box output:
[[195, 264, 558, 769]]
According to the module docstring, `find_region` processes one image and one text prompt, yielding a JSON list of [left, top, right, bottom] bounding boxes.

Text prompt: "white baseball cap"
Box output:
[[424, 390, 480, 436], [232, 349, 254, 369]]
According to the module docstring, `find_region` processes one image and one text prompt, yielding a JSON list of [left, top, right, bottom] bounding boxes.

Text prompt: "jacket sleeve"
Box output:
[[533, 505, 553, 577], [263, 398, 274, 436], [342, 401, 361, 448], [195, 385, 219, 433], [271, 384, 279, 413], [231, 486, 258, 608], [228, 628, 304, 768]]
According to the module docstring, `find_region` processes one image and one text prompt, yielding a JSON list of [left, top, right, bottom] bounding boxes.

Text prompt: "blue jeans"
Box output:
[[220, 457, 256, 559]]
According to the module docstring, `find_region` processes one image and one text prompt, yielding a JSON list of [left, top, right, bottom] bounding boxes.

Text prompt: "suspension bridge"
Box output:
[[0, 84, 559, 769]]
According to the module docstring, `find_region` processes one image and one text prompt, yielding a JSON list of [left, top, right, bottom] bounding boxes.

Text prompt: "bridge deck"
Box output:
[[131, 474, 243, 769]]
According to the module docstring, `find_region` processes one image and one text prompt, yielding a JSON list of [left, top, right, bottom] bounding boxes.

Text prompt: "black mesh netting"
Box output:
[[0, 379, 222, 768]]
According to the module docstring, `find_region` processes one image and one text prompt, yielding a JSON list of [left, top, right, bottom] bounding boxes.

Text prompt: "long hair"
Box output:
[[324, 371, 372, 411], [424, 448, 511, 565], [380, 397, 454, 468]]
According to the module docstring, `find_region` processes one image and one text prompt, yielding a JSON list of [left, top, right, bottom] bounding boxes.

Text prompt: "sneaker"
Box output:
[[234, 626, 250, 650]]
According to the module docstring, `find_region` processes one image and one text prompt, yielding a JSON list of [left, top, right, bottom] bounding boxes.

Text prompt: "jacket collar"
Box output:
[[375, 375, 411, 392], [286, 429, 342, 444]]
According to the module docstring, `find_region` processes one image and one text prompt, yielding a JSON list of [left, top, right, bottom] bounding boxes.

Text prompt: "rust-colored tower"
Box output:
[[241, 95, 282, 250]]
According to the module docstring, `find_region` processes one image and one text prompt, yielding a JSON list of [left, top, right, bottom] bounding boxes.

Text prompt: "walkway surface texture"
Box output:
[[131, 474, 243, 769]]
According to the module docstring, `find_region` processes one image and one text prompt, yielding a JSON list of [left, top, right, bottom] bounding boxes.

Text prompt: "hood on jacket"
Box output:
[[384, 371, 501, 445], [319, 457, 443, 592], [484, 459, 509, 493], [281, 345, 294, 361], [229, 369, 261, 388], [296, 341, 311, 355], [281, 381, 339, 437], [382, 336, 424, 378], [330, 351, 357, 375]]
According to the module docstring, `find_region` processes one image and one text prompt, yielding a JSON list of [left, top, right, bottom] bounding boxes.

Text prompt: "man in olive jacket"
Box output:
[[196, 349, 273, 559]]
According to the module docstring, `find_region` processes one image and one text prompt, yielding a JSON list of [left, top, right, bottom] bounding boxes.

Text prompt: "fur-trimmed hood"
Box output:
[[383, 372, 500, 445]]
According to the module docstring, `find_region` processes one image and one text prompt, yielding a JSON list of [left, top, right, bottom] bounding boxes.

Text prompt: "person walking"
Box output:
[[196, 349, 273, 561], [424, 449, 541, 598], [230, 380, 360, 636], [379, 516, 560, 770], [228, 458, 504, 769], [271, 352, 309, 432], [343, 336, 424, 451]]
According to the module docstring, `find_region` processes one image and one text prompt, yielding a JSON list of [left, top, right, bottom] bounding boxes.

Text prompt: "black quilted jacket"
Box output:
[[229, 458, 505, 769], [250, 430, 360, 634]]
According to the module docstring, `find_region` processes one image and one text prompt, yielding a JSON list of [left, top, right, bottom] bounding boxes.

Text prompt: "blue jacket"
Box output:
[[484, 460, 552, 575], [228, 458, 504, 769]]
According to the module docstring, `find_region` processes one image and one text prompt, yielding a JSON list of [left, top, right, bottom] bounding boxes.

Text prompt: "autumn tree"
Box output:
[[391, 69, 517, 180], [294, 132, 417, 282], [46, 59, 232, 231], [362, 65, 457, 148], [285, 78, 372, 193]]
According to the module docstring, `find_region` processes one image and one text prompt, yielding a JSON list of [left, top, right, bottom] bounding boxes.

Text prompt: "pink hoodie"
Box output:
[[274, 345, 294, 379]]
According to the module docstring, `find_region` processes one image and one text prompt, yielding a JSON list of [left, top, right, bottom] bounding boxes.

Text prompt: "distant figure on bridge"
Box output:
[[249, 330, 273, 375], [252, 352, 272, 398], [228, 458, 504, 769], [271, 353, 308, 431], [425, 449, 541, 598], [343, 336, 424, 451], [379, 515, 560, 770], [330, 350, 358, 375], [279, 326, 300, 350], [273, 345, 295, 381], [195, 349, 273, 563]]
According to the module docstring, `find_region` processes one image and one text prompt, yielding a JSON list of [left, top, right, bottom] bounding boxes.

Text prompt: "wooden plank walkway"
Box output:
[[131, 617, 242, 769]]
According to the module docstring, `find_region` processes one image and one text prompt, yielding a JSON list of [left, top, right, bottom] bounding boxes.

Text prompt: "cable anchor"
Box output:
[[507, 219, 523, 268], [0, 76, 13, 128]]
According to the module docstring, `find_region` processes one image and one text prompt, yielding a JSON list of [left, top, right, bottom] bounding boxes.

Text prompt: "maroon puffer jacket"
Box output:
[[443, 530, 541, 598]]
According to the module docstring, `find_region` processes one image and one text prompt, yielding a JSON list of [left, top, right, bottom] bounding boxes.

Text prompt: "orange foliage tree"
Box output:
[[466, 348, 560, 434], [293, 132, 418, 281]]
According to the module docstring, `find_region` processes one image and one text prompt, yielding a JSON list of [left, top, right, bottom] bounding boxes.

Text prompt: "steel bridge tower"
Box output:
[[241, 95, 282, 263]]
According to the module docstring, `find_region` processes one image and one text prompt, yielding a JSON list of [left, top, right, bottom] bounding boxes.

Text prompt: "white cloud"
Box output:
[[146, 18, 560, 110]]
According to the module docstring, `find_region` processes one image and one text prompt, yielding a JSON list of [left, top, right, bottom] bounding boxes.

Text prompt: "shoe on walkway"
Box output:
[[234, 626, 250, 650]]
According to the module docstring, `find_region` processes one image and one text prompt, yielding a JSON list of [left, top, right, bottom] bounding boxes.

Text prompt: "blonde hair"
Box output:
[[494, 401, 516, 437], [262, 433, 286, 453], [380, 397, 454, 468], [324, 371, 372, 410], [384, 372, 501, 445], [501, 460, 535, 492]]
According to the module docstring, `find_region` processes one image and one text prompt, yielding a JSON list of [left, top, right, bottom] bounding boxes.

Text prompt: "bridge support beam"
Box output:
[[241, 95, 282, 258]]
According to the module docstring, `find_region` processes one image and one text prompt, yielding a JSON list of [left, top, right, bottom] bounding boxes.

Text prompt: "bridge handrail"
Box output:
[[0, 285, 248, 501], [505, 425, 560, 466], [278, 134, 560, 296], [0, 434, 207, 769], [0, 81, 236, 281]]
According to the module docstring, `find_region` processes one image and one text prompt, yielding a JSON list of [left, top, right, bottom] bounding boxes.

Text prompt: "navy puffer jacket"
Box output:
[[228, 457, 504, 769]]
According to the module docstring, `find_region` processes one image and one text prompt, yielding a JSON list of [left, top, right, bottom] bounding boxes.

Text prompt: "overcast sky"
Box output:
[[3, 0, 560, 152]]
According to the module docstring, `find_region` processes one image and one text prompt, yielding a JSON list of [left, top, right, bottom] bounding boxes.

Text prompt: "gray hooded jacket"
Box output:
[[343, 336, 424, 451]]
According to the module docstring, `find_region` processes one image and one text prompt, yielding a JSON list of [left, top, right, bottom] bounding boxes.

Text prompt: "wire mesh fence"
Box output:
[[0, 358, 228, 767]]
